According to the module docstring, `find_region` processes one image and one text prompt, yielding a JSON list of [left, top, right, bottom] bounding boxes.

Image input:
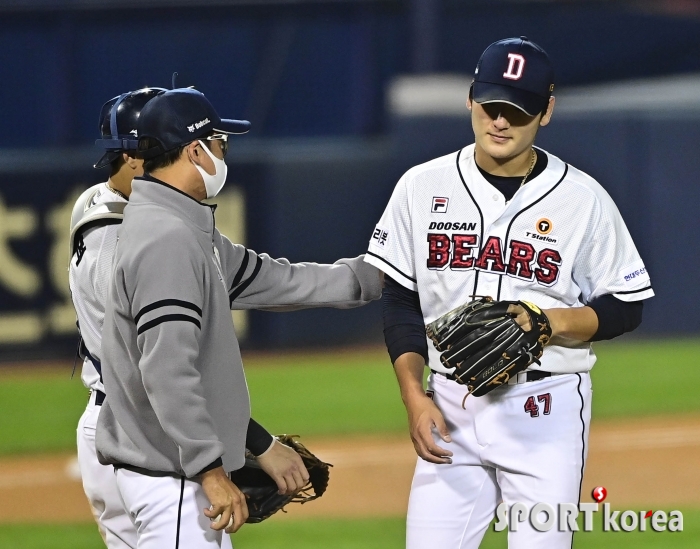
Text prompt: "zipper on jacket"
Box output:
[[210, 208, 227, 290]]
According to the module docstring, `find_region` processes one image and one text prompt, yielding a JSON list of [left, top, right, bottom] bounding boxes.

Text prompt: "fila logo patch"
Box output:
[[432, 197, 449, 213], [503, 53, 526, 80]]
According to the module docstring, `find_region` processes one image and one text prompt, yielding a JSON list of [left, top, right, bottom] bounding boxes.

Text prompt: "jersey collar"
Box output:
[[461, 144, 567, 218]]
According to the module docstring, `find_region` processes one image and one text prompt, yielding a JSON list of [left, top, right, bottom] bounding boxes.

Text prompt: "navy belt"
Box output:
[[508, 370, 552, 384], [113, 464, 181, 478], [95, 390, 106, 406]]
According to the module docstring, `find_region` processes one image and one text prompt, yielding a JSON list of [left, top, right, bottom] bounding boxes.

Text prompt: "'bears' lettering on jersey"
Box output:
[[426, 233, 561, 286], [474, 236, 506, 272]]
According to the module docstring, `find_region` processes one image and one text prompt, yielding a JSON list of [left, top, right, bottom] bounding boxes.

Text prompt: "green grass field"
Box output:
[[0, 338, 698, 547], [588, 338, 700, 419], [2, 338, 699, 456]]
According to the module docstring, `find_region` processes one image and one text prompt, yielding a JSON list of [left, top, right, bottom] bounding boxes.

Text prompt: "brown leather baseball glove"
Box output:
[[229, 435, 331, 523]]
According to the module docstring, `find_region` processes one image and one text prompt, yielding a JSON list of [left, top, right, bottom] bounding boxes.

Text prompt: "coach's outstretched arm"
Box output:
[[216, 234, 382, 310]]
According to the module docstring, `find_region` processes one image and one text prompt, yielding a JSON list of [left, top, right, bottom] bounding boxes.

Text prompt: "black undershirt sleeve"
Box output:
[[382, 276, 428, 364], [196, 457, 224, 477], [384, 269, 641, 356], [587, 294, 643, 341], [246, 417, 275, 456]]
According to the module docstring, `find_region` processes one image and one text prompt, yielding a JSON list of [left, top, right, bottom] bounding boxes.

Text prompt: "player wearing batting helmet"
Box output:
[[94, 87, 383, 548], [366, 37, 653, 548], [70, 87, 163, 549], [70, 87, 312, 548]]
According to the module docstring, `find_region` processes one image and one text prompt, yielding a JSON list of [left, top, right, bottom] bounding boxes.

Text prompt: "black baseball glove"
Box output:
[[426, 297, 552, 397], [229, 435, 331, 523]]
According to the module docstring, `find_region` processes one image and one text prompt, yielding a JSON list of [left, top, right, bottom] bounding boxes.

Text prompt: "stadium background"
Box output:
[[1, 0, 699, 547]]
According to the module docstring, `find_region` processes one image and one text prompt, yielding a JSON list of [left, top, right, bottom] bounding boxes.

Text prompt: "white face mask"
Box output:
[[193, 139, 228, 198]]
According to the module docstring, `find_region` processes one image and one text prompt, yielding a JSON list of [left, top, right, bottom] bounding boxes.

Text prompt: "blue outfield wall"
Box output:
[[238, 139, 393, 349], [0, 154, 118, 360]]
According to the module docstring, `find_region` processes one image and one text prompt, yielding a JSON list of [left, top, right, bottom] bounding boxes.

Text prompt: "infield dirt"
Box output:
[[1, 414, 699, 523]]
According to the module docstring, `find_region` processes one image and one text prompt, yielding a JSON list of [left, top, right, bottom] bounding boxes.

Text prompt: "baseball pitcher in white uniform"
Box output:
[[366, 37, 653, 548]]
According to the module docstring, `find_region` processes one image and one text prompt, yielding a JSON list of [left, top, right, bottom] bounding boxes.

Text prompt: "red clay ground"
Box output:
[[1, 415, 699, 523]]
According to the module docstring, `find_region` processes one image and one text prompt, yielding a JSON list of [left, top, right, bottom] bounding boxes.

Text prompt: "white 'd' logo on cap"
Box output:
[[503, 53, 525, 80]]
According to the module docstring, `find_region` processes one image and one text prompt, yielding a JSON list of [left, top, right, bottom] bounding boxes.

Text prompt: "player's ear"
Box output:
[[186, 140, 202, 165], [539, 96, 555, 127], [124, 153, 140, 170], [467, 84, 474, 111]]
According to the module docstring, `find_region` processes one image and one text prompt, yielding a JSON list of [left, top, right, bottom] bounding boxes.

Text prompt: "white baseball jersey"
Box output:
[[69, 183, 126, 393], [365, 144, 653, 375]]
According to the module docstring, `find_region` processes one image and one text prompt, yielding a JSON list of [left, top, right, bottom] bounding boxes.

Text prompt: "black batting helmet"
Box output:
[[94, 87, 166, 169]]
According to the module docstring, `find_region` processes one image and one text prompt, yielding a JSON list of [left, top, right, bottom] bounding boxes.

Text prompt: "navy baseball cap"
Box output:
[[472, 37, 554, 117], [137, 88, 251, 158]]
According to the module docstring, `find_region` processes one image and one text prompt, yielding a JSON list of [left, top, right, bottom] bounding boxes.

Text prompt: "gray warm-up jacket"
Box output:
[[96, 177, 382, 477]]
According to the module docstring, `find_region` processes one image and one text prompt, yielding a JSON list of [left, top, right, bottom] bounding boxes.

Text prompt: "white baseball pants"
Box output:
[[406, 372, 592, 549], [77, 391, 137, 549], [115, 468, 233, 549]]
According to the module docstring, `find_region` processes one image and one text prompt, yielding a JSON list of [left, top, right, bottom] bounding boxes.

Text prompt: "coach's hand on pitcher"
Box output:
[[201, 466, 248, 533], [394, 352, 453, 465]]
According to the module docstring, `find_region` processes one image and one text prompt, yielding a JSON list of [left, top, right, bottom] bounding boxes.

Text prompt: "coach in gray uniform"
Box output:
[[96, 88, 382, 549]]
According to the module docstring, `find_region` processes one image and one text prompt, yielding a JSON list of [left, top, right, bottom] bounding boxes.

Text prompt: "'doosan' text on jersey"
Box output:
[[366, 145, 653, 375]]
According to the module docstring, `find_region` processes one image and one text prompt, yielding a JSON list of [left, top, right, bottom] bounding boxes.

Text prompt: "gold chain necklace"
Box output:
[[520, 148, 537, 188], [106, 182, 128, 201]]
